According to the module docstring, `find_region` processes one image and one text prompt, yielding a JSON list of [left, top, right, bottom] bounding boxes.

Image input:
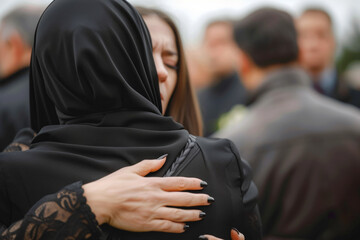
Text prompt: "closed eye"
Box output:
[[163, 50, 178, 71], [165, 64, 179, 70]]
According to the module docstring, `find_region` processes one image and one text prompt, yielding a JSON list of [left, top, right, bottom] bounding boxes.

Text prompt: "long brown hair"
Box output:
[[137, 7, 203, 136]]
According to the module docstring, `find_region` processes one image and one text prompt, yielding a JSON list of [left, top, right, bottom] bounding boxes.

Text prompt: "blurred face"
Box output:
[[144, 15, 178, 115], [0, 25, 15, 79], [0, 24, 32, 79], [203, 22, 238, 78], [297, 12, 335, 76]]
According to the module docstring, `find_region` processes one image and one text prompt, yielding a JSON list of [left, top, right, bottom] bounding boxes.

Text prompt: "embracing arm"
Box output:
[[0, 182, 99, 240], [0, 157, 211, 240]]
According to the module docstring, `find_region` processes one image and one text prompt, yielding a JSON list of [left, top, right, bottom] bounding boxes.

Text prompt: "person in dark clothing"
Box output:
[[297, 7, 360, 108], [0, 5, 44, 151], [215, 7, 360, 240], [197, 20, 247, 136], [0, 0, 261, 239]]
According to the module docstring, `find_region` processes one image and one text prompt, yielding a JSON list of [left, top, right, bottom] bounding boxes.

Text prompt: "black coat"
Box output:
[[0, 129, 261, 240], [0, 68, 30, 151], [216, 67, 360, 239]]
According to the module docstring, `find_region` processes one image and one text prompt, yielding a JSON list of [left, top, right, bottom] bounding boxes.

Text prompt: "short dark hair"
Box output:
[[205, 19, 234, 30], [233, 7, 298, 68], [300, 7, 333, 30]]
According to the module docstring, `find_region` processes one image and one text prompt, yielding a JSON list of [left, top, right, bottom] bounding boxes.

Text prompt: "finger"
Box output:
[[155, 177, 207, 191], [199, 235, 223, 240], [159, 192, 211, 207], [231, 228, 245, 240], [125, 157, 166, 176], [147, 219, 187, 233], [156, 207, 205, 223]]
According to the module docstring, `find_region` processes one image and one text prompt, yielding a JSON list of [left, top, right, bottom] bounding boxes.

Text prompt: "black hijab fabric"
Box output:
[[30, 0, 162, 130], [27, 0, 189, 175]]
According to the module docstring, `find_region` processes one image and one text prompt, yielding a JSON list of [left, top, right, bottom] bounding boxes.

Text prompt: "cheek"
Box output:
[[168, 72, 177, 96]]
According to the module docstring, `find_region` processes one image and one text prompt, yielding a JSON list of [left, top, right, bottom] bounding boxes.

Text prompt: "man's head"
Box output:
[[0, 5, 43, 79], [297, 8, 336, 77], [233, 8, 298, 90], [203, 19, 239, 79]]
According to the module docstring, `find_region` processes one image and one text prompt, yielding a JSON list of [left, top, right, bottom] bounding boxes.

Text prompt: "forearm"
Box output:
[[0, 182, 101, 240]]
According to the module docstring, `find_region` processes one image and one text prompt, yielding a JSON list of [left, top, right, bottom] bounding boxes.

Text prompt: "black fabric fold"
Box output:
[[30, 0, 163, 131], [26, 0, 189, 176]]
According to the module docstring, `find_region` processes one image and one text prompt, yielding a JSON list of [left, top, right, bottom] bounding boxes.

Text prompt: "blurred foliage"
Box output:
[[337, 18, 360, 74]]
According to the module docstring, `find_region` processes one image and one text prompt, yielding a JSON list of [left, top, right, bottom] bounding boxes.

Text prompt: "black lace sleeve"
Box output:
[[0, 182, 101, 240]]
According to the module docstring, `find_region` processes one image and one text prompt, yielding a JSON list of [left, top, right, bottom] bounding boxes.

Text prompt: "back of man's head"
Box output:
[[234, 8, 298, 68]]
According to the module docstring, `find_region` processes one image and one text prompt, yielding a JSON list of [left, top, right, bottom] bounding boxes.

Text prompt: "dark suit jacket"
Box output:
[[216, 67, 360, 240], [197, 72, 247, 136]]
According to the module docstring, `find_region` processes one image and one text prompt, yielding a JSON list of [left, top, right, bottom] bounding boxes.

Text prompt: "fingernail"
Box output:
[[199, 236, 208, 240], [183, 224, 189, 231], [157, 154, 168, 159], [199, 211, 206, 218], [232, 227, 240, 234], [207, 196, 215, 203], [200, 181, 208, 188]]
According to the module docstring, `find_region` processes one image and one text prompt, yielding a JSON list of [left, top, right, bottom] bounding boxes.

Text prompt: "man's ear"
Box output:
[[238, 49, 252, 76]]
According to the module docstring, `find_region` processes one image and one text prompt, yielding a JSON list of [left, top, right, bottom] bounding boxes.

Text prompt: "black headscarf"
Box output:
[[30, 0, 162, 129], [27, 0, 189, 176]]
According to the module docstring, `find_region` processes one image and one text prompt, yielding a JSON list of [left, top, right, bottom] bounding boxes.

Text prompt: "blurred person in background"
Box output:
[[344, 61, 360, 93], [297, 7, 360, 108], [0, 5, 43, 151], [215, 7, 360, 239], [197, 19, 247, 136], [186, 46, 214, 90]]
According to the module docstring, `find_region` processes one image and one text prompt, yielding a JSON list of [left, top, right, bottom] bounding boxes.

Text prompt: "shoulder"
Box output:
[[196, 136, 240, 158], [196, 136, 251, 179], [196, 136, 257, 203]]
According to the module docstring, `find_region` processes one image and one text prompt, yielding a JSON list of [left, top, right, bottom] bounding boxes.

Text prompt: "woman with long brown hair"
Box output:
[[137, 7, 203, 136]]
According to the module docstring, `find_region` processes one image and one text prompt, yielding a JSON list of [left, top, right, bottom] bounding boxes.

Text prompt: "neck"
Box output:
[[246, 63, 296, 92]]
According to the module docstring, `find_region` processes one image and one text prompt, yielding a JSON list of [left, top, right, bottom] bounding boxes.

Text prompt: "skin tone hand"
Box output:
[[199, 228, 245, 240], [83, 156, 212, 233]]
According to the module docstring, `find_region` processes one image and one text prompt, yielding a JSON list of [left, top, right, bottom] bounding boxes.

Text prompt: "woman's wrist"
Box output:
[[82, 182, 109, 225]]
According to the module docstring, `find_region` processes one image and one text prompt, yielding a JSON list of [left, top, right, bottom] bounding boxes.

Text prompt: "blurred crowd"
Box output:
[[0, 1, 359, 240]]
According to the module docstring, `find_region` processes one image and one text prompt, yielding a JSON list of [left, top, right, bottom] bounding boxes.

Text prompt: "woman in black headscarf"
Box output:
[[0, 0, 261, 239]]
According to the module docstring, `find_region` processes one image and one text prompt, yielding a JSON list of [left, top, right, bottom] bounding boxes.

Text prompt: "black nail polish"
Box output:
[[232, 227, 240, 234], [157, 154, 168, 159], [200, 181, 208, 188], [207, 197, 215, 203], [199, 212, 206, 218], [183, 224, 190, 231], [199, 236, 208, 240]]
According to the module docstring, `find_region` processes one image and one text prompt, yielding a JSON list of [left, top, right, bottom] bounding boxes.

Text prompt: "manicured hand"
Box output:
[[83, 155, 212, 233]]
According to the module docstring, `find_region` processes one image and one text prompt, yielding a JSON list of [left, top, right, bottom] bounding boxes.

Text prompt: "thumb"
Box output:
[[126, 155, 167, 176], [231, 228, 244, 240]]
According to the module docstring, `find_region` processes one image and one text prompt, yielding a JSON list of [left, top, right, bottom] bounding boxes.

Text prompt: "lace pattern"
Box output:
[[0, 182, 100, 240]]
